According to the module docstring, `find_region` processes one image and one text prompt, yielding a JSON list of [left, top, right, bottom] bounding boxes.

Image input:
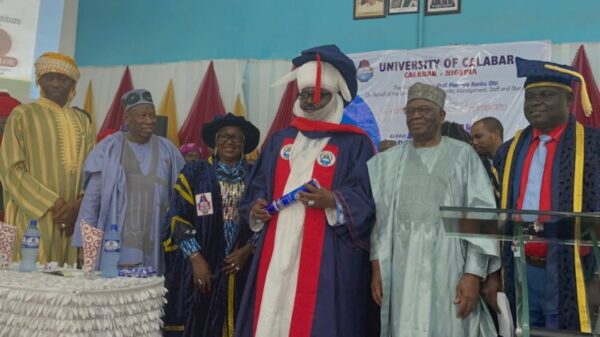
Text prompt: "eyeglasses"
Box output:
[[216, 133, 245, 144], [297, 91, 333, 101], [403, 106, 438, 117]]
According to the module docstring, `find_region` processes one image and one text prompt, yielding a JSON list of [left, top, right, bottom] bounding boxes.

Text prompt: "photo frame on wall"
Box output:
[[354, 0, 387, 19], [425, 0, 460, 15], [388, 0, 419, 15]]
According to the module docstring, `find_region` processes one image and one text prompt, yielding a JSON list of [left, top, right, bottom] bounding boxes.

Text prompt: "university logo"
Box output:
[[318, 151, 336, 167], [356, 59, 374, 83], [280, 144, 292, 160]]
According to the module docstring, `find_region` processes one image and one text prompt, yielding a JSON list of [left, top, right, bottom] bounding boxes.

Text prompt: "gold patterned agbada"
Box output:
[[0, 96, 94, 265]]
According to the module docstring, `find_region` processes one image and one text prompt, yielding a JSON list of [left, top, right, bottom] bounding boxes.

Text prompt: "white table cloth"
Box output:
[[0, 268, 166, 337]]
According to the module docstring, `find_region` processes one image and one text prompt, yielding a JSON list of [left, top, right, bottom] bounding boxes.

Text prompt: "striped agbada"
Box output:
[[0, 53, 93, 265]]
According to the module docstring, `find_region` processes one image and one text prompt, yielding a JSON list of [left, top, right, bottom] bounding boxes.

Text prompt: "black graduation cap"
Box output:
[[202, 113, 260, 154], [516, 57, 592, 116]]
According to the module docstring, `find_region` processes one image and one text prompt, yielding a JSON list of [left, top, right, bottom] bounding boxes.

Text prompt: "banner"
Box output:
[[0, 0, 41, 101], [0, 0, 40, 80], [349, 41, 551, 142]]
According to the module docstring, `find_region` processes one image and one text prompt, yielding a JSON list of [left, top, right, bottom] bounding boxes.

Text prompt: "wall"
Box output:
[[0, 0, 77, 102], [58, 0, 78, 57], [75, 0, 600, 66]]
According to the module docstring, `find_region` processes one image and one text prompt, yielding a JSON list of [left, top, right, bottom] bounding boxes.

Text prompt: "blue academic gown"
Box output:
[[235, 119, 377, 337], [162, 160, 253, 337], [494, 115, 600, 331]]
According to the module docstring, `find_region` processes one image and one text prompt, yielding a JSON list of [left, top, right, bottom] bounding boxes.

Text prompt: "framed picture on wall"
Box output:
[[425, 0, 460, 15], [388, 0, 418, 15], [354, 0, 387, 19]]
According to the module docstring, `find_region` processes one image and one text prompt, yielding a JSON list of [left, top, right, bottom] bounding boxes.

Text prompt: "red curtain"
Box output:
[[97, 66, 133, 142], [262, 79, 298, 150], [0, 92, 21, 145], [0, 92, 20, 221], [178, 61, 226, 159], [570, 45, 600, 128]]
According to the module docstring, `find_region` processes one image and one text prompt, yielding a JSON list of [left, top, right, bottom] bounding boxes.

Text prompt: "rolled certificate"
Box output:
[[264, 178, 321, 215]]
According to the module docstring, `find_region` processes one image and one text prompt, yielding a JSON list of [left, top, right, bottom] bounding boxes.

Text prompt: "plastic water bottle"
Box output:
[[20, 220, 40, 272], [101, 224, 120, 278]]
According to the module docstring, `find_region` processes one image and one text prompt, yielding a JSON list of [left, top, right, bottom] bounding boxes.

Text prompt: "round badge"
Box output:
[[356, 59, 374, 83], [318, 151, 336, 167], [280, 144, 292, 160]]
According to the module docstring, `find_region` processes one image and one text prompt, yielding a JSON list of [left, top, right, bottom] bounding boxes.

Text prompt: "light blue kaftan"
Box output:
[[72, 132, 184, 273], [368, 137, 500, 337]]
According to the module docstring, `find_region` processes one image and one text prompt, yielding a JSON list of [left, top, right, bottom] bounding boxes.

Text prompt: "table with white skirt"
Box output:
[[0, 267, 166, 337]]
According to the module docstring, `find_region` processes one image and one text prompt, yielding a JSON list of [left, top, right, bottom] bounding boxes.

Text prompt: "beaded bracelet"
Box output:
[[180, 238, 201, 258]]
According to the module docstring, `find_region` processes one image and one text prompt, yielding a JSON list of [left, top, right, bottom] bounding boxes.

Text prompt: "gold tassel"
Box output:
[[544, 64, 593, 117]]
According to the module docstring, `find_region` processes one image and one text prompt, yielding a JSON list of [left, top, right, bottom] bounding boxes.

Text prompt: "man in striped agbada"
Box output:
[[0, 52, 94, 265]]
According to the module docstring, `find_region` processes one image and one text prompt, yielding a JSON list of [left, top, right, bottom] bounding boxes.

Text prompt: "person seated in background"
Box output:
[[471, 117, 503, 164], [471, 117, 504, 205], [72, 88, 184, 272], [179, 142, 202, 163]]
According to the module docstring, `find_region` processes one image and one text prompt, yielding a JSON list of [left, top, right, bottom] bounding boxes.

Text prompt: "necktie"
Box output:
[[522, 134, 552, 211]]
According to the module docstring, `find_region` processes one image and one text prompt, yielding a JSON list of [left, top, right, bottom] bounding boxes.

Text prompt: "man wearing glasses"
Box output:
[[72, 88, 185, 273], [368, 82, 500, 337], [236, 45, 377, 337]]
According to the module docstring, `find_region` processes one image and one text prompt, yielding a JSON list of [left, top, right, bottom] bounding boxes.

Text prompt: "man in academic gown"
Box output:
[[495, 58, 600, 333], [235, 44, 376, 337]]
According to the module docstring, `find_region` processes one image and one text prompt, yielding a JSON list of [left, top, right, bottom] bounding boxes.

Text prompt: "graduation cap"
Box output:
[[516, 57, 592, 116], [273, 44, 357, 106], [202, 113, 260, 154]]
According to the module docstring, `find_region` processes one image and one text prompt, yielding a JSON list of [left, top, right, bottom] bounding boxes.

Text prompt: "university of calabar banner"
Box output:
[[349, 41, 551, 142]]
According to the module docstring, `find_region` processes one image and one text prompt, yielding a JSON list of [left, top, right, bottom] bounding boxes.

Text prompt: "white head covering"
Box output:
[[294, 61, 352, 102], [273, 61, 351, 123]]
